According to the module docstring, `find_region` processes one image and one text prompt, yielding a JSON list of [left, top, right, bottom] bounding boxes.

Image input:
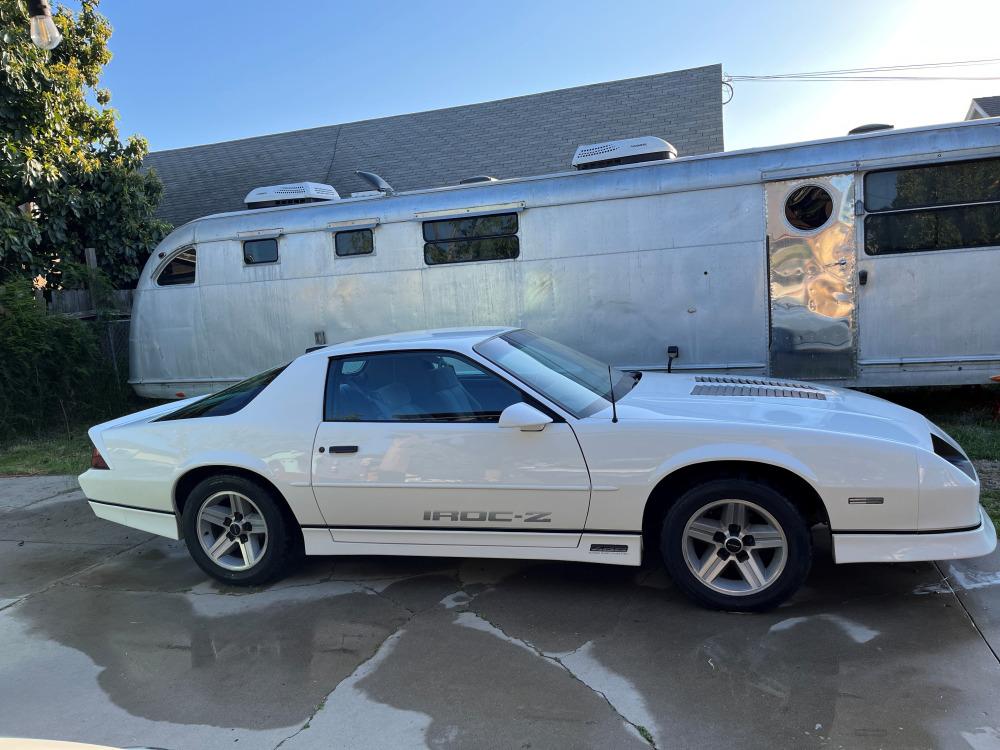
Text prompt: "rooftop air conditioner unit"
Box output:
[[244, 182, 340, 210], [571, 136, 677, 170]]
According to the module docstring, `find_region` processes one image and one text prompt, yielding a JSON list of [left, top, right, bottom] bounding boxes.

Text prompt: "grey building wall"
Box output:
[[144, 65, 723, 228]]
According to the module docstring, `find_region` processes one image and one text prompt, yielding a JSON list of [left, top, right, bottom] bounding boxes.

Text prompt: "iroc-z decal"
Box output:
[[422, 510, 552, 523]]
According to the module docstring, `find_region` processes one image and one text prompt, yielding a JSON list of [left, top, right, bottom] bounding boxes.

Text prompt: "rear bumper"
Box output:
[[88, 500, 180, 540], [833, 506, 997, 563]]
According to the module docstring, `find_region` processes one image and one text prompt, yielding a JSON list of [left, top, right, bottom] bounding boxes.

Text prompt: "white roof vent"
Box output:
[[572, 136, 677, 170], [244, 182, 340, 210]]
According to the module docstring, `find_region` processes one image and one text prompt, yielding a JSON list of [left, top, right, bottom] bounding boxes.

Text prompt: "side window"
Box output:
[[243, 238, 279, 264], [324, 351, 522, 422], [335, 228, 374, 257], [422, 212, 519, 265], [156, 247, 196, 286], [863, 157, 1000, 255], [157, 365, 287, 420]]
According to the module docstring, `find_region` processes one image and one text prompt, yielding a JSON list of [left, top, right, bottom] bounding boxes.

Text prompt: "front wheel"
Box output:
[[661, 479, 811, 611], [181, 474, 297, 586]]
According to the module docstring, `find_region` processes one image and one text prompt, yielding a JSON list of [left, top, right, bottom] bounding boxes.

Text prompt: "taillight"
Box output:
[[91, 446, 110, 470]]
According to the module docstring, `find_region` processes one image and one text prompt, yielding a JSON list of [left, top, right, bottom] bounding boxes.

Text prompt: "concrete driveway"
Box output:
[[1, 476, 999, 750]]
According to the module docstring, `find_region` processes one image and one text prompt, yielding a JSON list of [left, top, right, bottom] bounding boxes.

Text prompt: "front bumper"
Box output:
[[833, 506, 997, 564]]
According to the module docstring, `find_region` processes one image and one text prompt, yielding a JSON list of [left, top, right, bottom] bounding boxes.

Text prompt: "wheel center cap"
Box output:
[[724, 537, 743, 554], [229, 523, 242, 536]]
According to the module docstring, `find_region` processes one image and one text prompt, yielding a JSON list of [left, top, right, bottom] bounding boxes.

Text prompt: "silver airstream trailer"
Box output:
[[130, 120, 1000, 399]]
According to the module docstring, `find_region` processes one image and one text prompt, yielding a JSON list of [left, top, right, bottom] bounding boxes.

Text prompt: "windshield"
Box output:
[[474, 330, 634, 418]]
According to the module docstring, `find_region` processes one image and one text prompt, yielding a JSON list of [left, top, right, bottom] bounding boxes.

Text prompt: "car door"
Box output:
[[311, 349, 592, 547]]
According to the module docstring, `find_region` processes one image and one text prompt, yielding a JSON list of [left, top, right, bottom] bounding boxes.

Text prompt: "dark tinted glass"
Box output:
[[243, 238, 278, 264], [325, 351, 520, 422], [157, 365, 287, 420], [864, 158, 1000, 212], [425, 237, 520, 265], [422, 213, 518, 241], [864, 203, 1000, 255], [156, 248, 196, 286], [784, 186, 833, 231], [335, 228, 374, 256]]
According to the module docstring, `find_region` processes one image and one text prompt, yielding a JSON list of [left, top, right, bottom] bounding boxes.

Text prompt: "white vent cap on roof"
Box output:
[[572, 136, 677, 170], [244, 182, 340, 207]]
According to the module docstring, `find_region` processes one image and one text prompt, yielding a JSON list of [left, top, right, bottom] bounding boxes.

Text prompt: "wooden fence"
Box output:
[[45, 289, 134, 318]]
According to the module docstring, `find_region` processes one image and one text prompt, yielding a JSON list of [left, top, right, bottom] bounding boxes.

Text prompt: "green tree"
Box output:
[[0, 0, 169, 288]]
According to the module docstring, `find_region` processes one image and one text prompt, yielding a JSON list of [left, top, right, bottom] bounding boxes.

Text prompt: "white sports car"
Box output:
[[79, 328, 996, 611]]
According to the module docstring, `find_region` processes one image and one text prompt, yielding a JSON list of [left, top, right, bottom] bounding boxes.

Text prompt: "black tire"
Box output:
[[661, 478, 811, 612], [181, 473, 297, 586]]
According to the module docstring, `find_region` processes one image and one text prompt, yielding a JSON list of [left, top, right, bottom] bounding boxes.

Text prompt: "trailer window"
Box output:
[[156, 247, 196, 286], [422, 212, 519, 265], [784, 185, 833, 231], [864, 158, 1000, 212], [864, 157, 1000, 255], [335, 228, 374, 256], [243, 238, 279, 264]]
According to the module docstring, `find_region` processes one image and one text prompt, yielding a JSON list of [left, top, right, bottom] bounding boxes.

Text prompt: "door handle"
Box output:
[[858, 269, 868, 286], [328, 445, 359, 454]]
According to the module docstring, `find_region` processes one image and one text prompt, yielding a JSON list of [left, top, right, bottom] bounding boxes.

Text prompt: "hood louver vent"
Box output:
[[695, 375, 821, 391], [691, 382, 827, 400]]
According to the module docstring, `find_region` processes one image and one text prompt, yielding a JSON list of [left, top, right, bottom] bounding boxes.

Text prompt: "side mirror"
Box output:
[[498, 403, 553, 432]]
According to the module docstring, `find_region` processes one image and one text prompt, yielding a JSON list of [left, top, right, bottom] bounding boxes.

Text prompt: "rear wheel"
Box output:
[[661, 479, 811, 611], [181, 474, 296, 586]]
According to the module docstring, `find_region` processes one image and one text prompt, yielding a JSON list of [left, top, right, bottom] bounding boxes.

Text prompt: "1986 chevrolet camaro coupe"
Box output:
[[79, 328, 996, 610]]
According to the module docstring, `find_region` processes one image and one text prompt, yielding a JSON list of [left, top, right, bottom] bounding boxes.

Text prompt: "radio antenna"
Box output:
[[608, 364, 618, 423]]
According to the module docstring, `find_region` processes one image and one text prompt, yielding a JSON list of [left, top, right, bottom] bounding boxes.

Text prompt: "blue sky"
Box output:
[[87, 0, 1000, 153]]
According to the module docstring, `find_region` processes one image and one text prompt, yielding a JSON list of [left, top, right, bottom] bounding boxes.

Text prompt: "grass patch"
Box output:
[[875, 386, 1000, 461], [982, 490, 1000, 534], [0, 427, 93, 476]]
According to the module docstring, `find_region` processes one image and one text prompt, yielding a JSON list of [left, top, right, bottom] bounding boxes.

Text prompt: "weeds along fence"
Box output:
[[0, 283, 137, 442], [45, 289, 133, 381]]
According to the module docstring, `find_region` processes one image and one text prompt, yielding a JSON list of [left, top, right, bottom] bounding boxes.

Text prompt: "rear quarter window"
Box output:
[[156, 365, 287, 420]]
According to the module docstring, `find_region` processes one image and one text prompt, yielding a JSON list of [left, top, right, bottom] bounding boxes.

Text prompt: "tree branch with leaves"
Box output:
[[1, 0, 169, 289]]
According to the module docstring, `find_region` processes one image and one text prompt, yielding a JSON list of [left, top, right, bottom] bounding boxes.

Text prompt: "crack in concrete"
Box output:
[[464, 609, 657, 748], [0, 536, 154, 614], [0, 483, 83, 511], [270, 591, 422, 750], [935, 560, 1000, 666]]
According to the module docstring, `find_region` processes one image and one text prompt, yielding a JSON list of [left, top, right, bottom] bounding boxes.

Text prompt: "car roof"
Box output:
[[301, 326, 517, 359]]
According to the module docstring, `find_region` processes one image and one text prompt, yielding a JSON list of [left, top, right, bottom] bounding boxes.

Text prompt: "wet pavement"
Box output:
[[1, 477, 999, 749]]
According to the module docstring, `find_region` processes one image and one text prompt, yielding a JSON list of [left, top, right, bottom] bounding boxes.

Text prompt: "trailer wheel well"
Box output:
[[174, 465, 303, 550], [640, 460, 828, 558]]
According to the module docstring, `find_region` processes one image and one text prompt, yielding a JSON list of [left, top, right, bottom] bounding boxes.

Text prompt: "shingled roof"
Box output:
[[967, 96, 1000, 120], [143, 65, 724, 228]]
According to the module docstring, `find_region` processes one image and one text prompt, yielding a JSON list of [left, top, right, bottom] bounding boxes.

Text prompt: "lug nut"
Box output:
[[736, 551, 749, 562], [718, 548, 731, 560], [728, 524, 741, 536], [742, 535, 756, 547], [240, 534, 249, 543], [712, 531, 726, 544], [242, 521, 252, 532]]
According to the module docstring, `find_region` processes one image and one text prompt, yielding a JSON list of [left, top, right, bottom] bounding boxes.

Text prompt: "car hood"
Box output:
[[613, 372, 934, 449]]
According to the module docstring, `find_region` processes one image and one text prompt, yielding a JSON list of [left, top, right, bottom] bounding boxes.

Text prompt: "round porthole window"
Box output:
[[784, 185, 834, 231]]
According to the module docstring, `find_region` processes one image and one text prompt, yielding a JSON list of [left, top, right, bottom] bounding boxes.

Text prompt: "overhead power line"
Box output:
[[727, 57, 1000, 83]]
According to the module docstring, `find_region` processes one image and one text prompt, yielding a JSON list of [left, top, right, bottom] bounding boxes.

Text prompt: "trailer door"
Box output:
[[765, 174, 857, 381], [856, 156, 1000, 383]]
